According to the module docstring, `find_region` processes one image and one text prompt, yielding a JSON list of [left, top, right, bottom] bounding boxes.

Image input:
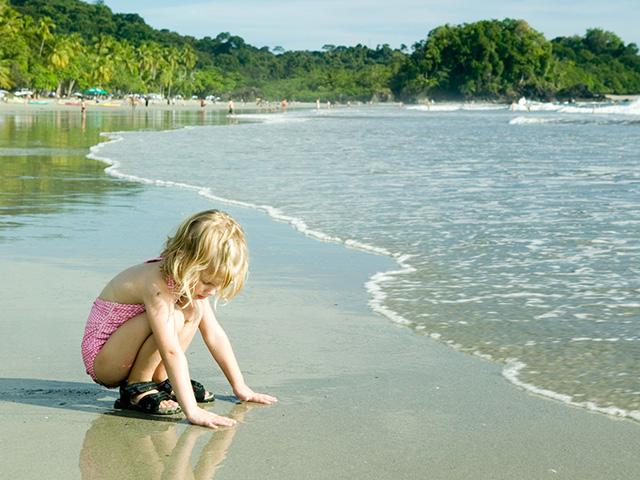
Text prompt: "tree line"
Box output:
[[1, 0, 639, 102], [393, 19, 640, 100]]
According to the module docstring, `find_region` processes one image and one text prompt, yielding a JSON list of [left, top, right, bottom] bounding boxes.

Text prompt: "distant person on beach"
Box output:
[[228, 100, 235, 114], [80, 97, 87, 114], [81, 210, 277, 428], [281, 98, 287, 111], [316, 98, 320, 110], [200, 98, 206, 108]]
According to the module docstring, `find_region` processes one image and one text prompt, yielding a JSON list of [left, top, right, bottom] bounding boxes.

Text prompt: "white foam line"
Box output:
[[365, 255, 417, 327], [503, 360, 640, 423], [88, 130, 420, 332]]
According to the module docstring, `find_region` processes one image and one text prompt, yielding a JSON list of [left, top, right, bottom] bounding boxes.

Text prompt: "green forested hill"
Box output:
[[393, 20, 640, 100], [551, 29, 640, 97], [8, 0, 190, 46], [1, 0, 639, 101]]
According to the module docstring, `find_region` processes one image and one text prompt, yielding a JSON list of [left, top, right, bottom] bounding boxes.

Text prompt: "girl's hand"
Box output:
[[187, 407, 237, 429], [233, 384, 278, 405]]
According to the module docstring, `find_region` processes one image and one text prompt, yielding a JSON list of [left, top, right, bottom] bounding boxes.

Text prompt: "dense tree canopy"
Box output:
[[1, 0, 639, 101], [551, 28, 640, 97], [391, 19, 637, 100]]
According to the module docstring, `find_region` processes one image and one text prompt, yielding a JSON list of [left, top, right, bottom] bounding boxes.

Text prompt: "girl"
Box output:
[[81, 210, 277, 429]]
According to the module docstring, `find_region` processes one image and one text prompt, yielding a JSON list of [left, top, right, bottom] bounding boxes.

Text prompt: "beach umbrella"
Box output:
[[84, 87, 108, 95]]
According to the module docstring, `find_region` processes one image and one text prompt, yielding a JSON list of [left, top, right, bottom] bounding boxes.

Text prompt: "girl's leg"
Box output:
[[94, 307, 200, 387], [149, 303, 215, 400], [92, 305, 203, 409], [151, 307, 202, 383], [93, 310, 187, 410], [92, 311, 159, 388]]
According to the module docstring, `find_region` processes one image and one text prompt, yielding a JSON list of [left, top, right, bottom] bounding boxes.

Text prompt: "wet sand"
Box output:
[[0, 110, 639, 479]]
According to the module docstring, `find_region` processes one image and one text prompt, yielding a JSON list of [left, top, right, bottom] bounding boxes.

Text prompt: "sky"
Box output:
[[101, 0, 640, 52]]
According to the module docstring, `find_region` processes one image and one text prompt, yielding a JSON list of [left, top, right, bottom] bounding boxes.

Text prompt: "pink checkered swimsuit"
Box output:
[[81, 258, 174, 383]]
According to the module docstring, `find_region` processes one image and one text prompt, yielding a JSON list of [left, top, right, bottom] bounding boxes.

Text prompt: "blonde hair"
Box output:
[[160, 210, 248, 306]]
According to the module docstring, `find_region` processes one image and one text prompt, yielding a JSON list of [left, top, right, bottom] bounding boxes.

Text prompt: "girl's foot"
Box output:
[[114, 381, 182, 415], [157, 378, 215, 403]]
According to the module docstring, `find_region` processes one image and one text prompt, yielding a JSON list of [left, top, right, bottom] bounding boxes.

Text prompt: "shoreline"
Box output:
[[89, 106, 640, 425], [0, 98, 317, 114], [1, 95, 637, 119], [1, 109, 639, 479]]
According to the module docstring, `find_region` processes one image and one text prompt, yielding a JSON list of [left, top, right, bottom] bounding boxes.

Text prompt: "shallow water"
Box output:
[[91, 102, 640, 421], [0, 109, 229, 236]]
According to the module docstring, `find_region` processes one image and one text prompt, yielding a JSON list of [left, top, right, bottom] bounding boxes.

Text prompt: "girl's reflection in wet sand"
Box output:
[[79, 402, 256, 480]]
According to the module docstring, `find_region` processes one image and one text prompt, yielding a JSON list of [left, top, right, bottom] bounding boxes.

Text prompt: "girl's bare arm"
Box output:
[[144, 287, 236, 428], [199, 301, 277, 405]]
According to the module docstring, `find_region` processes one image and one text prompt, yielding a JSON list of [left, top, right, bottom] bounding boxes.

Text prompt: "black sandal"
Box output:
[[114, 381, 182, 415], [157, 378, 215, 403]]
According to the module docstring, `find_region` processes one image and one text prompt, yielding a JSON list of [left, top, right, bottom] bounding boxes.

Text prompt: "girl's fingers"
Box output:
[[251, 393, 278, 404], [198, 413, 236, 429]]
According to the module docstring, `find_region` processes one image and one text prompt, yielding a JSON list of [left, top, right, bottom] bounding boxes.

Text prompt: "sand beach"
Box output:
[[0, 98, 313, 115], [0, 107, 639, 479]]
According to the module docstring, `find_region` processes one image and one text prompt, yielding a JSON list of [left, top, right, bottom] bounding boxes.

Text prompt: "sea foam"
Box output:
[[408, 103, 507, 112], [503, 360, 640, 422], [509, 116, 554, 125]]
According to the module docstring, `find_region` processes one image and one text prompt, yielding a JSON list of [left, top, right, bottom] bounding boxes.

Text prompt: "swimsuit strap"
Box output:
[[145, 257, 176, 292]]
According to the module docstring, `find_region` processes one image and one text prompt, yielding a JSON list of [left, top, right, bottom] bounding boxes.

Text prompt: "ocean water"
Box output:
[[90, 101, 640, 422], [0, 109, 230, 234]]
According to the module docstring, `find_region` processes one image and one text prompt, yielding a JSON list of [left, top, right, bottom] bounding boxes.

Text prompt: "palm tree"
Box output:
[[0, 1, 27, 88], [49, 34, 83, 97], [182, 45, 197, 71], [112, 41, 141, 92], [36, 16, 56, 57], [176, 45, 197, 94], [88, 34, 119, 87], [138, 42, 163, 92], [0, 0, 20, 32], [0, 1, 23, 46], [120, 41, 139, 78], [0, 59, 12, 89], [160, 46, 181, 97]]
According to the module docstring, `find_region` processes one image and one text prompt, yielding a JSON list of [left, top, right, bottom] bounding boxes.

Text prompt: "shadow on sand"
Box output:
[[0, 378, 240, 414], [0, 377, 116, 414]]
